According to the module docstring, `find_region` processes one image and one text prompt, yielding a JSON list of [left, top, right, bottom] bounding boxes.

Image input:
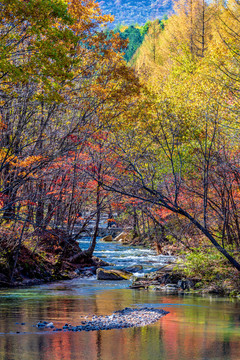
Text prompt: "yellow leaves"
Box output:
[[0, 148, 8, 163]]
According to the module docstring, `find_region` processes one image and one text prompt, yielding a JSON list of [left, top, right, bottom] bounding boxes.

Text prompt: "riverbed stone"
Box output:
[[96, 268, 132, 280], [114, 232, 130, 244], [123, 265, 143, 273], [100, 235, 113, 242]]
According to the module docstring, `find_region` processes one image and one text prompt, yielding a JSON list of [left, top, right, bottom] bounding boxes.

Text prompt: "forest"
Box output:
[[99, 0, 173, 28], [0, 0, 240, 294]]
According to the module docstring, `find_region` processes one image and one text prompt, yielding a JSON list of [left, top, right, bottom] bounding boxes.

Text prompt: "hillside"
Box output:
[[99, 0, 173, 26]]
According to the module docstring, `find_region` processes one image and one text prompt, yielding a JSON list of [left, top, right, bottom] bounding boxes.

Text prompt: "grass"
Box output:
[[175, 246, 240, 296]]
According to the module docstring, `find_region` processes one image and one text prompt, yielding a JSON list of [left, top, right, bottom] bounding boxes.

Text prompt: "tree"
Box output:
[[98, 0, 240, 271], [211, 0, 240, 104], [0, 0, 141, 281], [102, 112, 240, 270], [167, 0, 212, 59], [122, 26, 143, 61]]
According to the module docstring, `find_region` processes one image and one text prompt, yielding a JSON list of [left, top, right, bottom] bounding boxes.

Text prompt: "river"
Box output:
[[0, 238, 239, 360]]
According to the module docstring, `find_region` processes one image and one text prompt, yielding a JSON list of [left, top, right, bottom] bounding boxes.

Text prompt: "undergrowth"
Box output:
[[175, 247, 240, 296]]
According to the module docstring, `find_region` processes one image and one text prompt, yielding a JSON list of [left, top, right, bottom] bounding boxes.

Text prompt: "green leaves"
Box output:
[[0, 0, 76, 101]]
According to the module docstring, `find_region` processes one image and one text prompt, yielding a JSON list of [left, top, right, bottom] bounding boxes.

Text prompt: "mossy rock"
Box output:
[[96, 268, 132, 280]]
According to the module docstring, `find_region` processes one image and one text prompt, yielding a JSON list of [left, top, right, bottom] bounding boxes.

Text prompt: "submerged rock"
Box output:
[[37, 321, 54, 329], [123, 265, 143, 273]]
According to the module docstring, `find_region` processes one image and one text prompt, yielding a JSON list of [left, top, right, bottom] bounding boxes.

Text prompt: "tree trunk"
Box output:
[[177, 206, 240, 271]]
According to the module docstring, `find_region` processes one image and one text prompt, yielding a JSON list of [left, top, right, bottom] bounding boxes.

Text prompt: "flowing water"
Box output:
[[0, 238, 240, 360], [79, 236, 175, 274]]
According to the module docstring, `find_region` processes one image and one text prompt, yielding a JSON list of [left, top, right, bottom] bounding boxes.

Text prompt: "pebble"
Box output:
[[37, 321, 54, 329], [37, 322, 46, 328], [45, 322, 54, 328]]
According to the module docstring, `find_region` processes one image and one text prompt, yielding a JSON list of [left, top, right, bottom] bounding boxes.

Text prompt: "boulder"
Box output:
[[114, 232, 130, 244], [177, 279, 193, 290], [92, 256, 110, 267], [100, 235, 113, 242], [96, 268, 132, 281]]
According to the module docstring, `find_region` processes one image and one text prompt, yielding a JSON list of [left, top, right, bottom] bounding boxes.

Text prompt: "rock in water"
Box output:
[[37, 321, 54, 328], [96, 268, 132, 280], [45, 322, 54, 328], [114, 232, 130, 244], [124, 265, 143, 273], [100, 235, 113, 242], [37, 321, 46, 328]]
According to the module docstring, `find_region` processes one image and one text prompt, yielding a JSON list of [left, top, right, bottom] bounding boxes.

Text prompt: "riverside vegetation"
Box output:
[[0, 0, 240, 296]]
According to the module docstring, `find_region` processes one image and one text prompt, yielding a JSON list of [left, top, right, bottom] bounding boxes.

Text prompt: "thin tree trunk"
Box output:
[[10, 216, 28, 283], [177, 206, 240, 271]]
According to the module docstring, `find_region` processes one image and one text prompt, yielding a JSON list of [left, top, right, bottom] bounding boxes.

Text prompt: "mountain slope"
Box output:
[[99, 0, 173, 26]]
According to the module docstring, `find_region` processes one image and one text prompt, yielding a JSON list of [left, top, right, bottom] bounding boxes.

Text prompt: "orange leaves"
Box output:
[[0, 117, 7, 131], [105, 218, 116, 223], [68, 0, 113, 34], [110, 201, 126, 211], [126, 197, 143, 206], [0, 152, 43, 175], [14, 155, 43, 168]]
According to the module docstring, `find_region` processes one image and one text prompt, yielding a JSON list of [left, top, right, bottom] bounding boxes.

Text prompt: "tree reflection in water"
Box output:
[[0, 288, 240, 360]]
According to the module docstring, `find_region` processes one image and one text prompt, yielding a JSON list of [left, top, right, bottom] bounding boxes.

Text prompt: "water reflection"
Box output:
[[0, 286, 240, 360]]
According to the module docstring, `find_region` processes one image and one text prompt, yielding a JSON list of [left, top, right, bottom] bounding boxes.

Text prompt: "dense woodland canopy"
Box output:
[[0, 0, 240, 285]]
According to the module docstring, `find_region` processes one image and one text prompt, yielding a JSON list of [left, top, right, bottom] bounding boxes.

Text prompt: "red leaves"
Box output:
[[67, 134, 81, 144], [0, 194, 8, 207]]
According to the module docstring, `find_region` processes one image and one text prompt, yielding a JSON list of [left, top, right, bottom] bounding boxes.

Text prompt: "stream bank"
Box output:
[[0, 229, 109, 288]]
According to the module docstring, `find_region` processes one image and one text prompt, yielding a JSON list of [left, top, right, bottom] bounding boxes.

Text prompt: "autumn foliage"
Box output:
[[0, 0, 240, 283], [0, 0, 140, 283]]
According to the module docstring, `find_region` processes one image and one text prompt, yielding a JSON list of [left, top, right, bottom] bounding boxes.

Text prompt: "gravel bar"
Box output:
[[50, 307, 169, 332]]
